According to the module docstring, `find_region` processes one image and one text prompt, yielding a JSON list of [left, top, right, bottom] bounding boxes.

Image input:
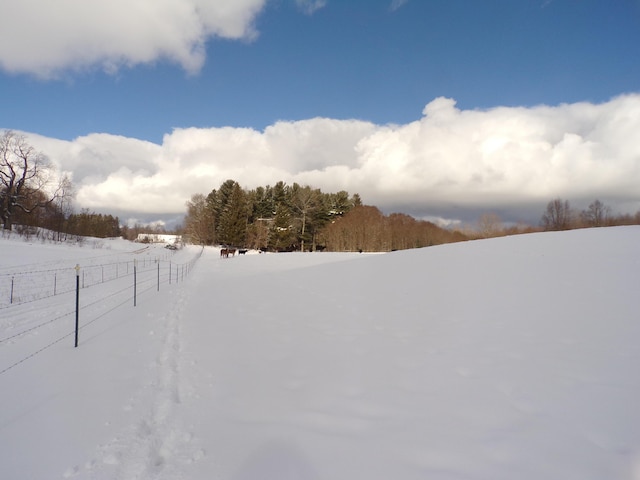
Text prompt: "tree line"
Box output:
[[539, 198, 640, 231], [183, 179, 467, 252], [0, 130, 177, 241], [184, 179, 361, 250], [465, 198, 640, 240], [321, 206, 466, 252]]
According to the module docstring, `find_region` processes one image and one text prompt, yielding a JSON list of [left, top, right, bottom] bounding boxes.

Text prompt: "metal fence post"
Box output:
[[74, 264, 80, 348], [133, 259, 138, 307]]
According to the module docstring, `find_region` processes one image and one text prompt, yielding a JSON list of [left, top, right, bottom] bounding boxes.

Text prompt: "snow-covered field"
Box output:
[[1, 227, 639, 479]]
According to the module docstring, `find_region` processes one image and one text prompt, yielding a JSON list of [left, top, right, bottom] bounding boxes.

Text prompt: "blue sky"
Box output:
[[1, 0, 640, 227], [3, 0, 639, 142]]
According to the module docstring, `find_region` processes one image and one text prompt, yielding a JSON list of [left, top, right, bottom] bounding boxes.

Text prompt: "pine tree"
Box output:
[[269, 203, 295, 251], [217, 182, 248, 246], [247, 185, 274, 221]]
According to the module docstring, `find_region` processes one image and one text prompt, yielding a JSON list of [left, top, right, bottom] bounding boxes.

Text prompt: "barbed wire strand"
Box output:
[[0, 331, 75, 376], [0, 308, 75, 344], [0, 249, 203, 377]]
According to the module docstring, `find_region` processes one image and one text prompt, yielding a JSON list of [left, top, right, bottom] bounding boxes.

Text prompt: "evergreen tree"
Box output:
[[247, 185, 274, 221], [187, 179, 373, 250], [270, 181, 289, 211], [269, 203, 295, 251], [217, 181, 248, 246], [328, 190, 352, 216]]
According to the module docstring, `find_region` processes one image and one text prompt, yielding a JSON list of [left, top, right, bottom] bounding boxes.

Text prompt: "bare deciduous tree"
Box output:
[[290, 183, 322, 251], [184, 193, 216, 245], [0, 130, 71, 231], [477, 213, 503, 238], [541, 198, 573, 231], [580, 199, 611, 227], [320, 205, 465, 252]]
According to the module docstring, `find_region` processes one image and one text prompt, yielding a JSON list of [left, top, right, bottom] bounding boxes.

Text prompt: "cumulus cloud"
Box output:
[[0, 0, 266, 77], [25, 95, 640, 226]]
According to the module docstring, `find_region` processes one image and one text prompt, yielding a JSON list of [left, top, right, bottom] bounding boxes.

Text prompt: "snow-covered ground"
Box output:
[[1, 227, 639, 480]]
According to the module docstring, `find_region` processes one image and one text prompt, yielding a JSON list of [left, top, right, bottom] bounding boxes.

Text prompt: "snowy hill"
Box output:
[[1, 228, 639, 480]]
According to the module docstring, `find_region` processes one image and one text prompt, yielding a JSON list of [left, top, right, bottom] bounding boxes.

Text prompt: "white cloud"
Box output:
[[25, 95, 640, 225], [389, 0, 409, 12], [0, 0, 267, 77], [295, 0, 328, 15]]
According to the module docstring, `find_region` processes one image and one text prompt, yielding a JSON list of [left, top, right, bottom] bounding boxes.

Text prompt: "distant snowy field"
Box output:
[[1, 227, 639, 480]]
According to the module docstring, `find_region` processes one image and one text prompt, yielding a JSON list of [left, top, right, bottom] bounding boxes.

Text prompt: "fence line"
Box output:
[[0, 247, 203, 376], [0, 251, 192, 308]]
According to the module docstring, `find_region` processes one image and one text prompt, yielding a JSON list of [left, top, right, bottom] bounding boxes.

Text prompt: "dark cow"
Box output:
[[220, 247, 236, 258]]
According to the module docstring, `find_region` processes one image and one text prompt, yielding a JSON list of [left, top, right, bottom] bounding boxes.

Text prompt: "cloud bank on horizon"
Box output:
[[27, 94, 640, 226]]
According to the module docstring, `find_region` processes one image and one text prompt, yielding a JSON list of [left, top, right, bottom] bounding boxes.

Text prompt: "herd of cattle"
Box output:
[[220, 247, 248, 258]]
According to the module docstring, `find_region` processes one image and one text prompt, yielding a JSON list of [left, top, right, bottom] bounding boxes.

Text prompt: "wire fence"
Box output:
[[0, 251, 181, 308], [0, 246, 204, 376]]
